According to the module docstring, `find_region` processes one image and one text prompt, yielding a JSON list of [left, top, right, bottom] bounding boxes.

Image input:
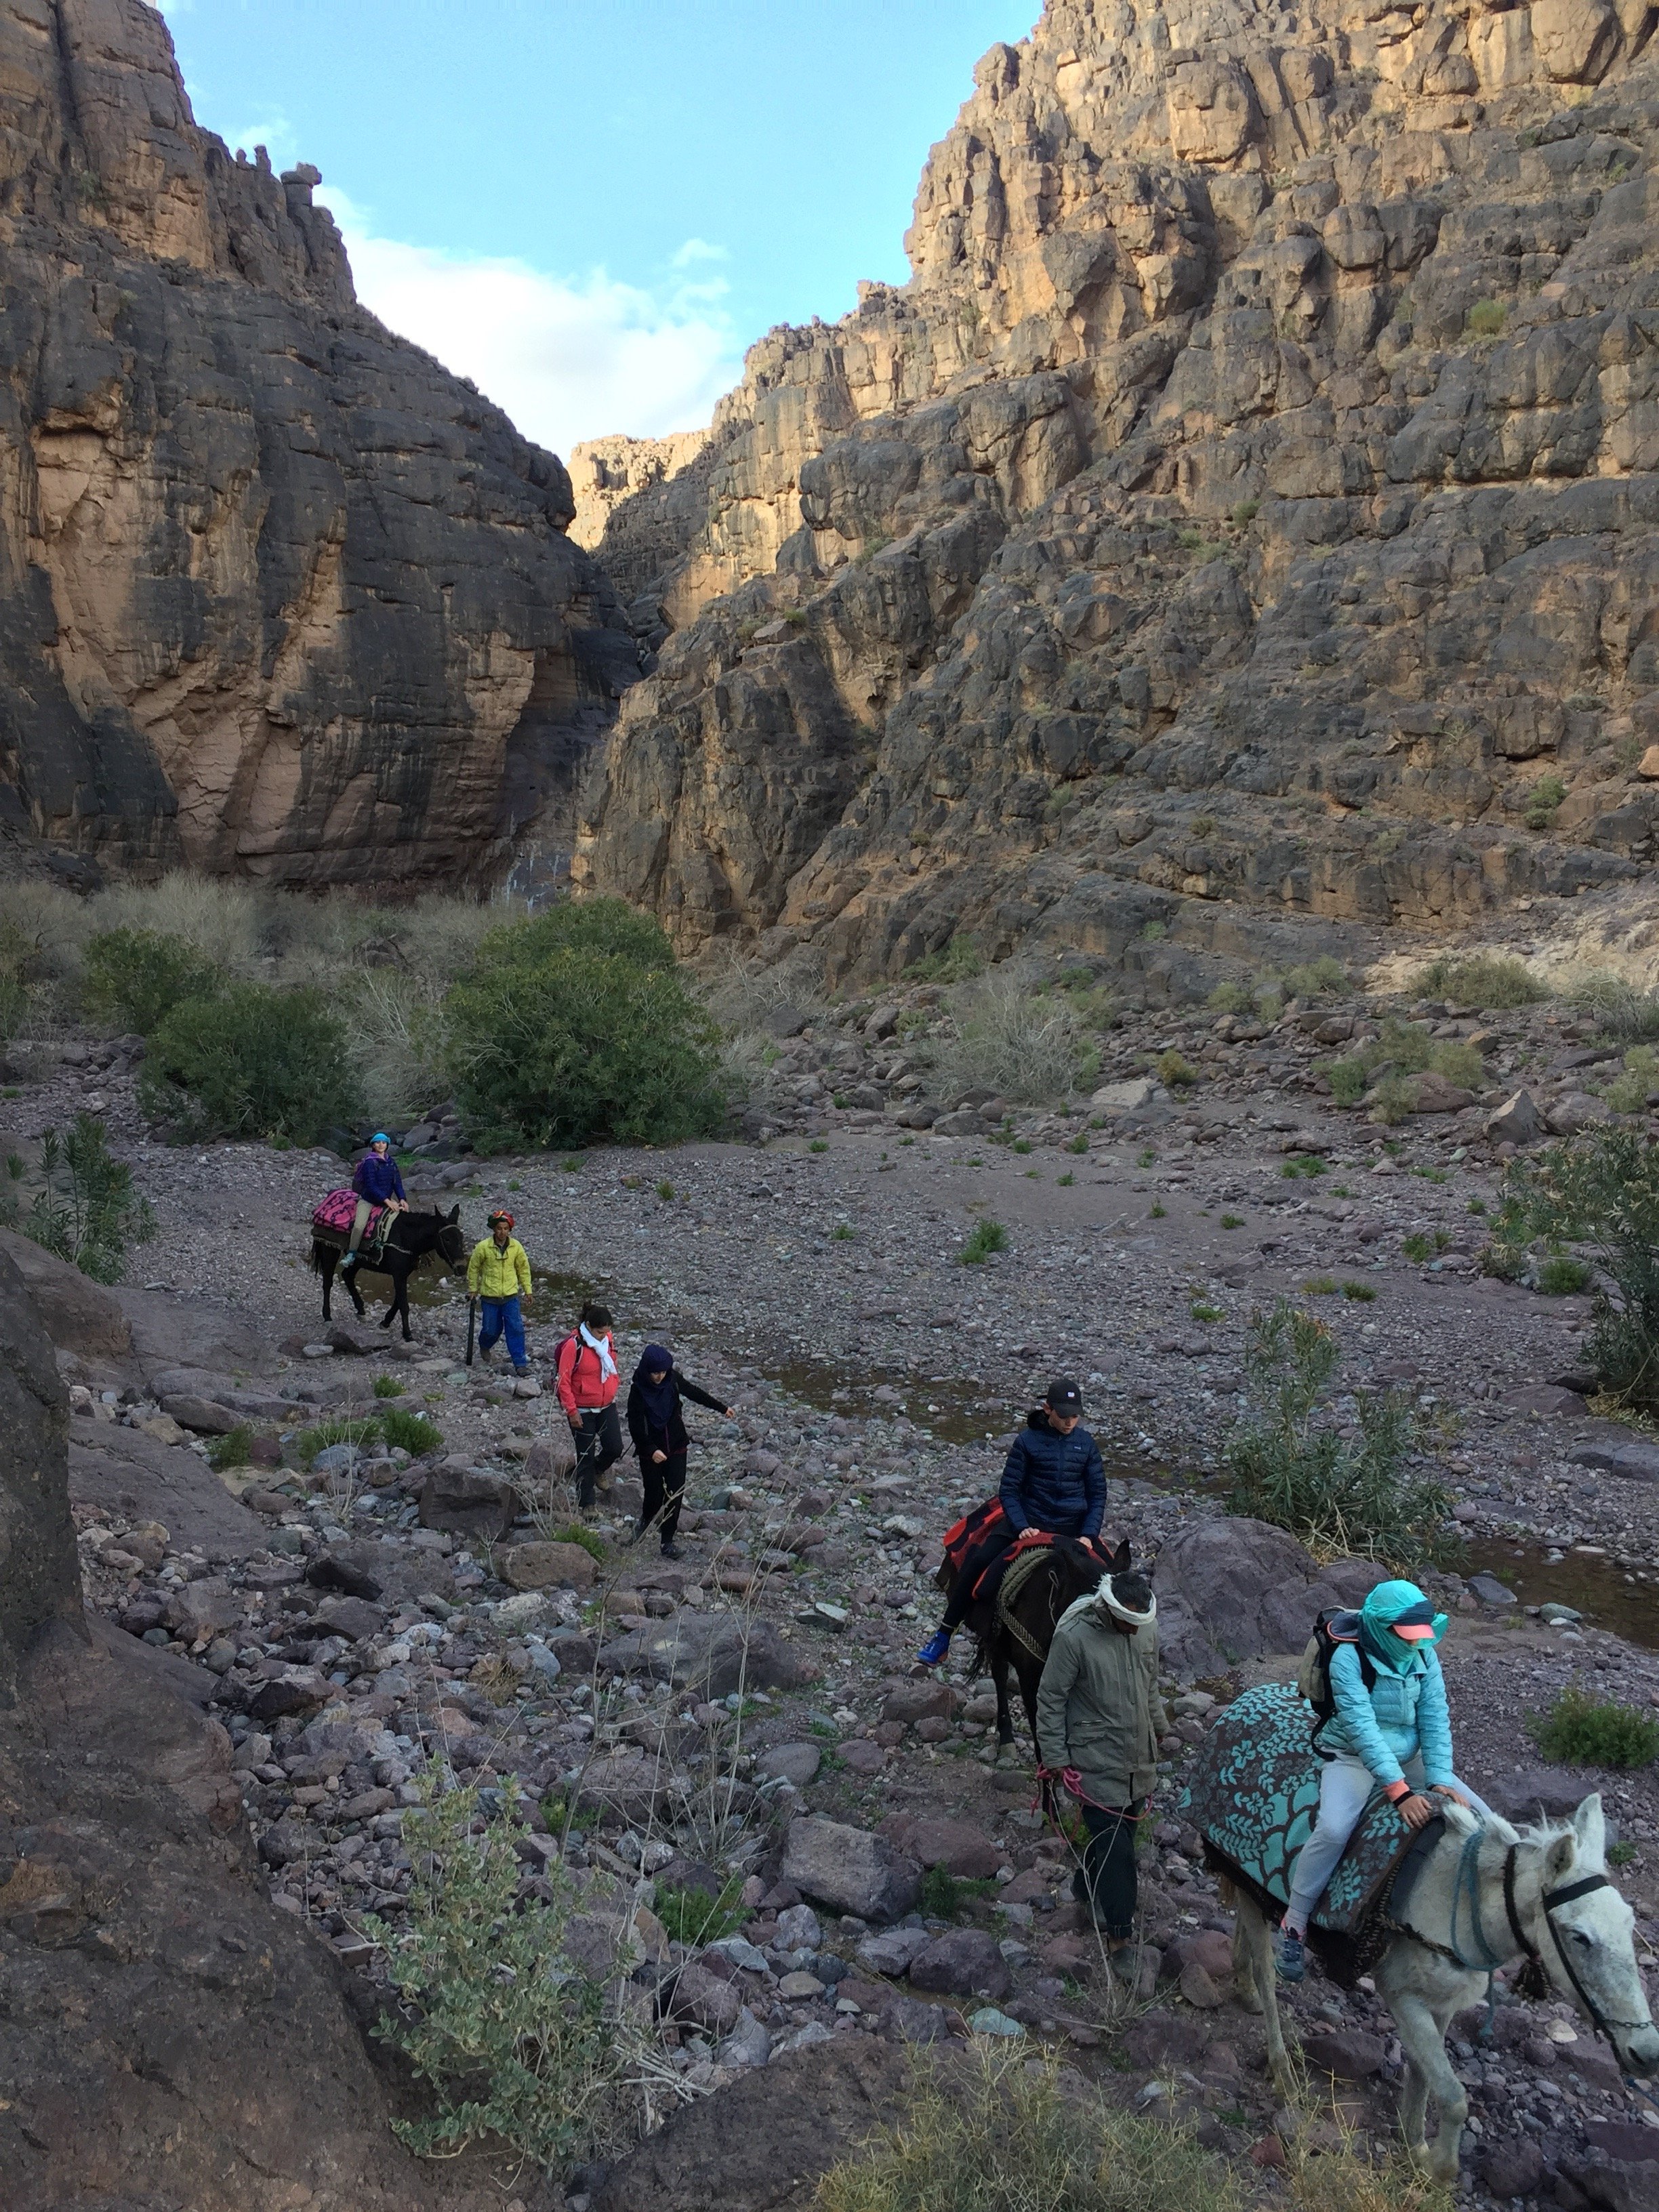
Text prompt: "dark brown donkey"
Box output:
[[308, 1204, 466, 1340], [964, 1536, 1142, 1746]]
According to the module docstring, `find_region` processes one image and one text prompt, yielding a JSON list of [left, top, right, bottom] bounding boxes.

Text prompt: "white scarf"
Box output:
[[579, 1323, 617, 1381], [1057, 1585, 1157, 1634]]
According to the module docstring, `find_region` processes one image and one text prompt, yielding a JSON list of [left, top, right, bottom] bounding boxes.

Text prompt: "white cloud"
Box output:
[[316, 186, 742, 459]]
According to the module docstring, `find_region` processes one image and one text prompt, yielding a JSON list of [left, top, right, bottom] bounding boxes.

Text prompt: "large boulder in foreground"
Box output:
[[0, 1229, 133, 1361], [0, 1248, 80, 1700], [600, 1610, 804, 1698], [1152, 1517, 1388, 1679], [596, 2036, 910, 2212], [782, 1815, 922, 1923]]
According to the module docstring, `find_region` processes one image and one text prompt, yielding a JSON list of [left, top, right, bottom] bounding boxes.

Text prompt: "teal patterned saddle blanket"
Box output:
[[1183, 1681, 1420, 1937]]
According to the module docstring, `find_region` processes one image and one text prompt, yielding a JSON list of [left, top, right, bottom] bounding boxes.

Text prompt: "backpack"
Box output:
[[1296, 1607, 1376, 1754]]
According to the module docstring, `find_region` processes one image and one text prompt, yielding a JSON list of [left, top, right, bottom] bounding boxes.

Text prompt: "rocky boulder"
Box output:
[[781, 1814, 922, 1923], [0, 1229, 132, 1361], [599, 1610, 804, 1698], [1152, 1517, 1386, 1679], [497, 1538, 598, 1592], [0, 1248, 81, 1698], [907, 1927, 1010, 2001], [419, 1464, 518, 1540]]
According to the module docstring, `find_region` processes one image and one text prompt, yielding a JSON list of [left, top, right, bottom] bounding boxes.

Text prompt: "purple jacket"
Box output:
[[352, 1153, 406, 1205]]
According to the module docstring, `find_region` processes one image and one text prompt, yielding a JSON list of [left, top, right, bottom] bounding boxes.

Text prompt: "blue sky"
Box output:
[[155, 1, 1037, 457]]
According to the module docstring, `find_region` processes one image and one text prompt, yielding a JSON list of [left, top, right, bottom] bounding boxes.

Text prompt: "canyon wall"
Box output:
[[577, 0, 1659, 991], [0, 0, 640, 893]]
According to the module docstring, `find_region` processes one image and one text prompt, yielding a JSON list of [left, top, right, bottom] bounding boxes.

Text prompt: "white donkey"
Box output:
[[1227, 1793, 1659, 2182]]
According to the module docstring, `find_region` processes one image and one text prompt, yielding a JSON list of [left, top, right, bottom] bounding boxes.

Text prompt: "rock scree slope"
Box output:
[[576, 0, 1659, 985], [0, 0, 642, 895]]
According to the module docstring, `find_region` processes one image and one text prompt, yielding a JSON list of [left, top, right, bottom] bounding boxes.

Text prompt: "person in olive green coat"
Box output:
[[1035, 1559, 1166, 1946]]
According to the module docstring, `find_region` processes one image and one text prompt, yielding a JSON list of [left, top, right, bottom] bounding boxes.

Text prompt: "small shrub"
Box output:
[[1303, 1276, 1340, 1296], [1527, 1688, 1659, 1769], [1056, 1171, 1075, 1186], [809, 1139, 828, 1153], [1500, 1130, 1659, 1404], [365, 1779, 623, 2169], [920, 1864, 965, 1919], [1341, 1282, 1377, 1302], [904, 935, 984, 983], [1190, 1300, 1223, 1324], [1608, 1839, 1638, 1866], [1157, 1049, 1197, 1090], [960, 1218, 1009, 1265], [1012, 1137, 1033, 1155], [1576, 973, 1659, 1044], [550, 1522, 607, 1563], [655, 1179, 675, 1201], [1525, 774, 1568, 832], [81, 927, 223, 1034], [381, 1407, 443, 1457], [1467, 298, 1507, 337], [1221, 1213, 1243, 1229], [1066, 1132, 1089, 1153], [815, 2045, 1242, 2212], [1537, 1254, 1592, 1295], [1149, 1202, 1167, 1219], [1281, 1155, 1326, 1179], [831, 1223, 855, 1241], [373, 1374, 405, 1398], [1136, 1147, 1156, 1169], [207, 1423, 255, 1471], [654, 1877, 746, 1948], [1280, 956, 1350, 999], [140, 983, 361, 1143], [1418, 954, 1548, 1010], [1326, 1058, 1369, 1108], [1231, 497, 1261, 527], [1223, 1300, 1449, 1564], [11, 1115, 156, 1282]]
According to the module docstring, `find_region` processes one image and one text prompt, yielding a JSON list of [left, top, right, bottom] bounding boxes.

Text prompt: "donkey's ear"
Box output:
[[1110, 1538, 1131, 1573], [447, 1205, 460, 1224]]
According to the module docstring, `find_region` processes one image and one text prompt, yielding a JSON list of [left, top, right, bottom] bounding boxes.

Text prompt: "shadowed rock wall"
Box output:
[[578, 1, 1659, 987], [0, 0, 641, 894]]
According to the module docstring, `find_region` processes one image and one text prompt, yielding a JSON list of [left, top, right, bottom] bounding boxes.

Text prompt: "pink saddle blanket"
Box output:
[[312, 1187, 381, 1240]]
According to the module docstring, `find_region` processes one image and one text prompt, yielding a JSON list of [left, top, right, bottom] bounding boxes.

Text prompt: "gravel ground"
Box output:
[[8, 991, 1659, 2206]]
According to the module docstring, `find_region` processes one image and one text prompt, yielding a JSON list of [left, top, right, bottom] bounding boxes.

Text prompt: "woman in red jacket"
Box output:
[[555, 1301, 623, 1508]]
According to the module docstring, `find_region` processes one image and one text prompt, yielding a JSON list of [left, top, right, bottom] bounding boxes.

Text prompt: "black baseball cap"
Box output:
[[1046, 1378, 1082, 1412]]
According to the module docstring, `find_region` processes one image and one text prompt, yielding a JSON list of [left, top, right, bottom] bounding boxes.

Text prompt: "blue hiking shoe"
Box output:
[[1275, 1929, 1306, 1984], [916, 1629, 952, 1667]]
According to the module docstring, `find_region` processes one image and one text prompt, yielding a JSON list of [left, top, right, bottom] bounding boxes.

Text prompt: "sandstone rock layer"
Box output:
[[0, 0, 639, 893], [579, 1, 1659, 988]]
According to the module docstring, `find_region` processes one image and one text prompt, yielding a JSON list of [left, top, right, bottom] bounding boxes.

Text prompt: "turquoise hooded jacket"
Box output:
[[1319, 1579, 1454, 1788]]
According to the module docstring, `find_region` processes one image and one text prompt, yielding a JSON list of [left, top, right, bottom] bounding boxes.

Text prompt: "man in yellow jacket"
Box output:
[[467, 1208, 533, 1375]]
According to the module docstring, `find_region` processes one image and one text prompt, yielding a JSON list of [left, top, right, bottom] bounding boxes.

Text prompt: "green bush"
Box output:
[[1528, 1688, 1659, 1769], [1525, 774, 1567, 832], [1157, 1049, 1197, 1089], [960, 1218, 1009, 1265], [1577, 974, 1659, 1044], [380, 1407, 443, 1457], [8, 1115, 155, 1283], [140, 983, 361, 1143], [904, 934, 984, 983], [1325, 1058, 1369, 1107], [373, 1374, 405, 1399], [653, 1877, 745, 1947], [1223, 1301, 1450, 1565], [816, 2045, 1242, 2212], [550, 1522, 607, 1562], [1498, 1130, 1659, 1405], [1418, 954, 1548, 1010], [1467, 298, 1507, 337], [1279, 956, 1350, 999], [444, 918, 723, 1149], [81, 927, 222, 1033], [207, 1424, 255, 1472], [365, 1779, 622, 2169], [1538, 1255, 1592, 1295], [297, 1414, 382, 1468]]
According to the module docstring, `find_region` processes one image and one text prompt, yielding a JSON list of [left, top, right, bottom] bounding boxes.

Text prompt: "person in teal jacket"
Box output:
[[1278, 1580, 1492, 1982]]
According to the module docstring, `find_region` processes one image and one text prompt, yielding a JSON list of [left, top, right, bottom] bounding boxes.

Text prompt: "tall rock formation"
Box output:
[[0, 0, 640, 893], [578, 1, 1659, 990]]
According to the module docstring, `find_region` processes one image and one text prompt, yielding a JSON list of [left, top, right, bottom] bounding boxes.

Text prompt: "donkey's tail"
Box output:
[[307, 1237, 335, 1277]]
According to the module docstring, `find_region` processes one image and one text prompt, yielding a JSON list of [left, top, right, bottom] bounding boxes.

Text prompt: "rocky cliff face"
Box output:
[[578, 0, 1659, 991], [0, 0, 640, 893]]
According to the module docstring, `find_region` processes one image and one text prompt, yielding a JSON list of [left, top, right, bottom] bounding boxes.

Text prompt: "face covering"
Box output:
[[1358, 1578, 1448, 1674], [633, 1344, 676, 1427]]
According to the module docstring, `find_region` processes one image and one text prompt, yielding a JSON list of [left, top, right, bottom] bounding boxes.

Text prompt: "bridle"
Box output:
[[1390, 1824, 1654, 2055]]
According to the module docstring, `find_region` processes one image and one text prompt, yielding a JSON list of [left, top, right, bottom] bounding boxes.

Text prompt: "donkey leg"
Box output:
[[991, 1650, 1015, 1746], [1236, 1894, 1293, 2094], [1389, 1986, 1467, 2182], [1225, 1885, 1263, 2015], [320, 1252, 334, 1321]]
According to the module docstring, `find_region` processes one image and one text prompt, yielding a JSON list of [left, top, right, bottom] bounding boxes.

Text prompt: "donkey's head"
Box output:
[[1102, 1536, 1154, 1617], [436, 1205, 466, 1270], [1525, 1795, 1659, 2076]]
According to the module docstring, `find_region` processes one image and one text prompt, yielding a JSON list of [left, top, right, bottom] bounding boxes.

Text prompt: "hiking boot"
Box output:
[[1275, 1929, 1306, 1984], [661, 1540, 682, 1560], [512, 1364, 531, 1378], [915, 1628, 952, 1667]]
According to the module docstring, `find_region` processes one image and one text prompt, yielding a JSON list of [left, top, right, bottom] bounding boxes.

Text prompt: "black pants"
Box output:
[[640, 1450, 687, 1546], [571, 1406, 623, 1505], [942, 1528, 1017, 1629], [1071, 1799, 1143, 1941]]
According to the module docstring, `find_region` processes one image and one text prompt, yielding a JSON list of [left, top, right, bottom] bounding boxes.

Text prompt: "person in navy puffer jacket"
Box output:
[[917, 1379, 1106, 1665]]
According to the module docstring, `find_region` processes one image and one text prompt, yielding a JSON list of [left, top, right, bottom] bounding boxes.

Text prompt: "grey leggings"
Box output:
[[1286, 1755, 1493, 1933]]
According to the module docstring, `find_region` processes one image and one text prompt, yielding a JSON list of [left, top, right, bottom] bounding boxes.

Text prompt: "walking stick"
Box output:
[[466, 1296, 477, 1366]]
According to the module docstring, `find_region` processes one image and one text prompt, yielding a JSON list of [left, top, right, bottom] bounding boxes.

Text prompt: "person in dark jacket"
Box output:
[[342, 1134, 407, 1271], [626, 1344, 735, 1557], [917, 1378, 1106, 1665]]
